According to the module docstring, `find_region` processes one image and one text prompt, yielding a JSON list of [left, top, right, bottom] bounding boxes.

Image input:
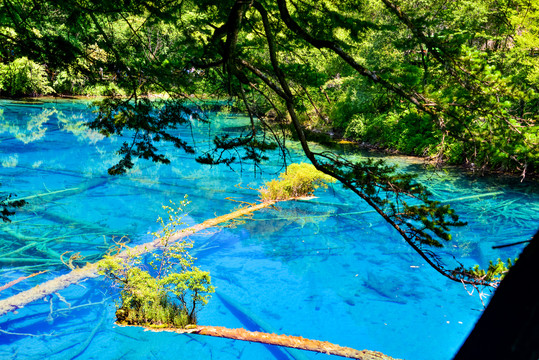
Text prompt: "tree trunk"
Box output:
[[134, 325, 400, 360], [454, 230, 539, 360]]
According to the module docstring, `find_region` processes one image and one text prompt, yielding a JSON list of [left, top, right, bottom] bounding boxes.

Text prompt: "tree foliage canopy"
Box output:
[[1, 0, 537, 286]]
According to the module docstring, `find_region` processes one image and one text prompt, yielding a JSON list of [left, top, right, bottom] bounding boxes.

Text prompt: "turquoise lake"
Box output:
[[0, 99, 537, 360]]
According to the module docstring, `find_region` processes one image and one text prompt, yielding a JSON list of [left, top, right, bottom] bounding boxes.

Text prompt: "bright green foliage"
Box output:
[[285, 0, 538, 174], [466, 258, 516, 283], [259, 163, 336, 201], [98, 197, 214, 327], [344, 109, 438, 156], [53, 70, 87, 95], [84, 83, 126, 97], [0, 57, 52, 97], [101, 260, 191, 327]]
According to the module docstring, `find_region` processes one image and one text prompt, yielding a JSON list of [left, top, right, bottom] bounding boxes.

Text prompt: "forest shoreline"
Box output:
[[297, 125, 538, 181]]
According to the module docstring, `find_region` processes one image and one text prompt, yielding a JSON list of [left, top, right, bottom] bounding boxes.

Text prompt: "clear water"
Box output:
[[0, 99, 537, 360]]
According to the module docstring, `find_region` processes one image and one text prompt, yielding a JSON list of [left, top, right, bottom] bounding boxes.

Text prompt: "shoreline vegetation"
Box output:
[[297, 126, 539, 180]]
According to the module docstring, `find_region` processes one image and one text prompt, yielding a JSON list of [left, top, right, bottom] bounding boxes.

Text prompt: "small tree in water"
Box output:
[[260, 163, 336, 201], [99, 197, 214, 328]]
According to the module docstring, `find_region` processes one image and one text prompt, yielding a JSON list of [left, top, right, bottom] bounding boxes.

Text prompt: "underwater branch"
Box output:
[[0, 201, 276, 316], [0, 163, 335, 316]]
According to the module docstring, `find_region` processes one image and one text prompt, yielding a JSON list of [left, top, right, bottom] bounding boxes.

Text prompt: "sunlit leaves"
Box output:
[[465, 258, 516, 282], [259, 162, 336, 200]]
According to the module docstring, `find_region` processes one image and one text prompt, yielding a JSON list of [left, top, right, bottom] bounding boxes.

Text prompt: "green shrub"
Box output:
[[344, 109, 440, 156], [53, 70, 87, 95], [0, 57, 53, 97], [259, 163, 336, 201], [0, 64, 5, 93], [344, 113, 368, 139], [84, 82, 125, 96], [99, 198, 214, 328]]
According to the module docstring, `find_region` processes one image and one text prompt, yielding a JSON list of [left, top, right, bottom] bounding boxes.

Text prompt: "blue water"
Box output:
[[0, 99, 537, 360]]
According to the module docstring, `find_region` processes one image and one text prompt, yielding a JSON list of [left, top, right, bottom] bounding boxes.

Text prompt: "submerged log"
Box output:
[[0, 270, 48, 293], [136, 325, 400, 360], [0, 201, 275, 316], [0, 265, 99, 315]]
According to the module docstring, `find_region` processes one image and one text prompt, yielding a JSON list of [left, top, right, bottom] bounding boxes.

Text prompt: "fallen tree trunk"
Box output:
[[0, 201, 275, 316], [136, 325, 401, 360]]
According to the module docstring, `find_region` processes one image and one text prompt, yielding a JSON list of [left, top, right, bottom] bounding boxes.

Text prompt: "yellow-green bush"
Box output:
[[259, 163, 336, 201]]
